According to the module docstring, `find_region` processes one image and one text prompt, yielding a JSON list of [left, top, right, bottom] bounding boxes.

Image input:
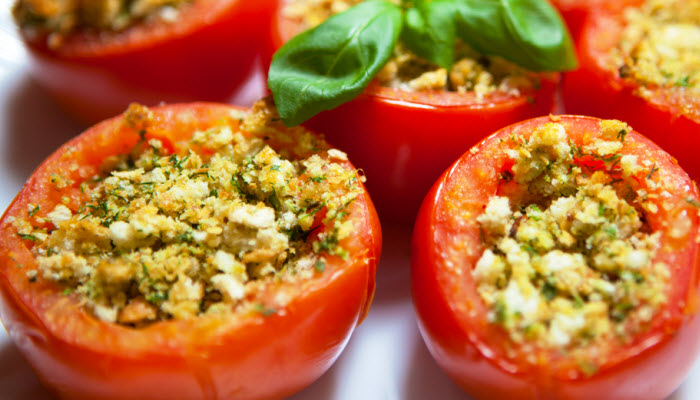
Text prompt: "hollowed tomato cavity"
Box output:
[[13, 101, 364, 327], [474, 120, 669, 372]]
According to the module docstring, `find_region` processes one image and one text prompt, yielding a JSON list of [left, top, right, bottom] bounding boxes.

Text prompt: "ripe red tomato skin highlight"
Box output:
[[548, 0, 644, 41], [0, 102, 381, 400], [411, 115, 700, 400], [562, 1, 700, 180], [267, 5, 558, 226], [20, 0, 276, 125]]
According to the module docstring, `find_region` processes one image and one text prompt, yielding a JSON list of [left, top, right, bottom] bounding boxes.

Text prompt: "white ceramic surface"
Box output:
[[0, 1, 697, 398]]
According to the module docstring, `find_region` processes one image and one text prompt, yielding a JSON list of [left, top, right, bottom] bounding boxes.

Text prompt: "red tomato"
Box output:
[[548, 0, 590, 40], [0, 103, 381, 400], [562, 1, 700, 180], [19, 0, 277, 124], [412, 115, 700, 400], [268, 3, 558, 225], [548, 0, 643, 40]]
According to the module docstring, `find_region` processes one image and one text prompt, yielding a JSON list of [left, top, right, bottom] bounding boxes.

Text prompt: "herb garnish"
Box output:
[[28, 205, 40, 217], [269, 0, 577, 126]]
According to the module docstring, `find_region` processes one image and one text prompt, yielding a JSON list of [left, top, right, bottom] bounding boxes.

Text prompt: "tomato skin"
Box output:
[[0, 103, 381, 400], [548, 0, 590, 41], [268, 4, 558, 226], [20, 0, 277, 125], [548, 0, 642, 40], [411, 115, 700, 400], [562, 2, 700, 180]]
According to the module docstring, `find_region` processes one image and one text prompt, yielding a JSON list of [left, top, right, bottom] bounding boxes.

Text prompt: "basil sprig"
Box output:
[[269, 0, 577, 126]]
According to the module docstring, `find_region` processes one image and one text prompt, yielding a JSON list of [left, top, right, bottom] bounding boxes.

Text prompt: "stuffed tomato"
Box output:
[[0, 101, 381, 400], [562, 0, 700, 180], [412, 115, 700, 400], [267, 0, 573, 224], [12, 0, 276, 124]]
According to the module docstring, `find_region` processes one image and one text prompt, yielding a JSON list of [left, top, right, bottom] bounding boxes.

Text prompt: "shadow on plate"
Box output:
[[0, 336, 53, 399], [404, 322, 468, 400], [1, 75, 81, 184]]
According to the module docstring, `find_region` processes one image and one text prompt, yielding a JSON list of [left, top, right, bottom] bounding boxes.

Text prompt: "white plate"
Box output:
[[0, 1, 697, 398]]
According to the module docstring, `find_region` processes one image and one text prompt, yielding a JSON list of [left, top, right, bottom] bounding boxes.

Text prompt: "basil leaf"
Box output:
[[401, 0, 457, 69], [268, 0, 402, 127], [452, 0, 577, 71]]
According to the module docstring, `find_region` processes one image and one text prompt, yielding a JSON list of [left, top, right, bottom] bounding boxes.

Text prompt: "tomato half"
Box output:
[[19, 0, 277, 124], [412, 115, 700, 400], [0, 103, 381, 400], [267, 2, 558, 226], [562, 1, 700, 180]]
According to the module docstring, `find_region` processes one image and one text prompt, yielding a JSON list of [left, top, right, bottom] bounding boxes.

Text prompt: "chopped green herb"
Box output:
[[28, 205, 40, 217], [577, 360, 599, 377], [603, 226, 617, 239], [521, 243, 537, 255], [269, 192, 282, 210], [175, 231, 193, 243], [146, 292, 167, 304], [686, 198, 700, 208], [675, 76, 690, 87], [188, 171, 212, 179], [616, 129, 628, 142], [172, 154, 190, 170], [107, 189, 128, 203], [308, 176, 327, 183], [495, 300, 507, 324], [255, 304, 277, 317], [601, 154, 621, 162], [611, 302, 634, 321], [231, 173, 246, 196], [17, 233, 39, 242], [647, 163, 659, 179], [542, 281, 557, 302], [314, 259, 326, 273]]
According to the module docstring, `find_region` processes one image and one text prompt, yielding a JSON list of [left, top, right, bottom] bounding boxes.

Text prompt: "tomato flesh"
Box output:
[[411, 115, 700, 400], [0, 103, 382, 400]]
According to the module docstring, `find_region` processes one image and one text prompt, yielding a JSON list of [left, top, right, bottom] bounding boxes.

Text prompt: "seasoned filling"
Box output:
[[13, 0, 192, 45], [612, 0, 700, 95], [474, 121, 670, 357], [282, 0, 539, 99], [15, 102, 363, 326]]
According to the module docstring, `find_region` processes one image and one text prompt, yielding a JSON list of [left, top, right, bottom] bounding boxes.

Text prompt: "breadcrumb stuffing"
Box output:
[[282, 0, 540, 98], [22, 102, 363, 326], [611, 0, 699, 107], [474, 121, 673, 364]]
